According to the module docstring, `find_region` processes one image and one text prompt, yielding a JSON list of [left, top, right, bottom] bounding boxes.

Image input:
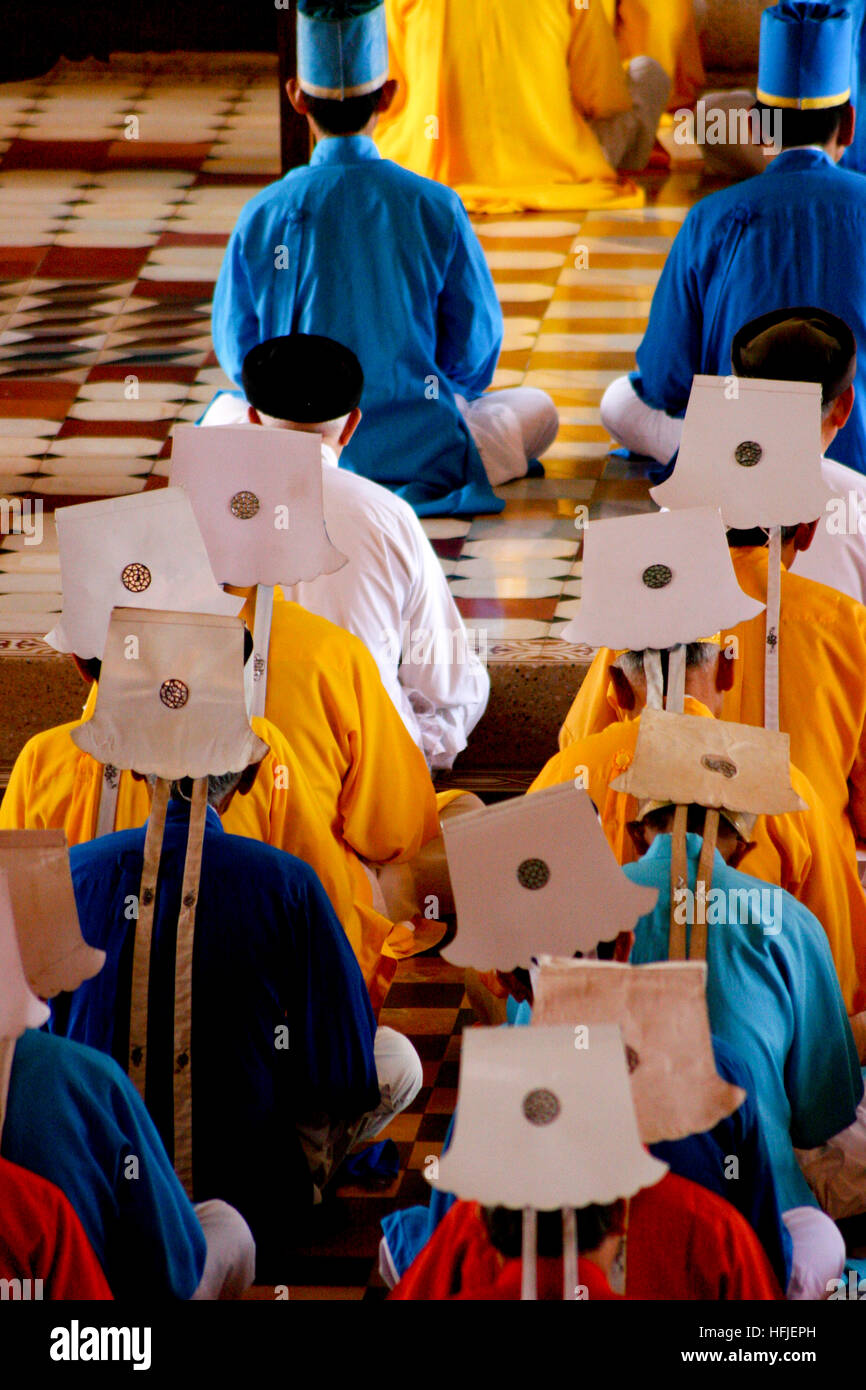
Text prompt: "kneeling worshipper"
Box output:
[[0, 843, 253, 1300], [563, 379, 866, 939], [535, 504, 866, 1015], [198, 332, 490, 772], [615, 710, 866, 1291], [374, 0, 669, 214], [650, 376, 866, 907], [52, 607, 420, 1280], [389, 1024, 781, 1301], [731, 307, 866, 605], [381, 787, 789, 1297], [601, 0, 706, 109], [171, 420, 482, 1000], [0, 1157, 112, 1302], [599, 2, 866, 474], [0, 487, 424, 1012], [211, 0, 558, 518]]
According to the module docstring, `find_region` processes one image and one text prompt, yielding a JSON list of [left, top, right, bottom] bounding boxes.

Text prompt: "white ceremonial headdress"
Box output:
[[531, 958, 745, 1144], [432, 1024, 667, 1300], [610, 708, 807, 823], [45, 488, 242, 660], [441, 783, 657, 968], [170, 423, 347, 718], [170, 424, 347, 587], [0, 869, 51, 1142], [560, 505, 764, 651], [0, 830, 105, 998], [71, 608, 268, 782], [651, 376, 833, 530], [610, 709, 804, 961], [71, 607, 268, 1200]]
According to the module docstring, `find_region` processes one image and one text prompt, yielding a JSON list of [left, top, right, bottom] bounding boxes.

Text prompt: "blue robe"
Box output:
[[632, 147, 866, 472], [624, 833, 863, 1213], [3, 1030, 206, 1300], [842, 0, 866, 174], [61, 799, 380, 1279], [382, 1021, 792, 1292], [211, 134, 505, 517]]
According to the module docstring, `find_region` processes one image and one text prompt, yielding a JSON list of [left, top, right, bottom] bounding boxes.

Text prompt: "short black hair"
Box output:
[[726, 523, 803, 548], [483, 1203, 622, 1260], [242, 334, 363, 423], [303, 88, 383, 135], [755, 99, 851, 151]]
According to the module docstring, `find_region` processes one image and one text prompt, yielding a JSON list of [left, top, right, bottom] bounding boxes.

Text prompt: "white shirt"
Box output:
[[790, 455, 866, 606], [198, 393, 489, 767]]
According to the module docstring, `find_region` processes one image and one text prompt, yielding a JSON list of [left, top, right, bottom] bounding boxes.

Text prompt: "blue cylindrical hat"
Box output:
[[758, 2, 854, 109], [297, 1, 389, 100]]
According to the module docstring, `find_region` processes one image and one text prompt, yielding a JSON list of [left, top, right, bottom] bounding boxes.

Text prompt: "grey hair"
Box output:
[[147, 770, 244, 807], [616, 641, 718, 682]]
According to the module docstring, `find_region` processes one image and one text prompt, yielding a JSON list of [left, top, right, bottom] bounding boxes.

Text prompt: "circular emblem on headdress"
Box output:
[[517, 857, 550, 890], [641, 563, 672, 590], [625, 1045, 640, 1075], [159, 678, 189, 710], [522, 1088, 561, 1127], [701, 753, 738, 779], [734, 441, 762, 468], [229, 490, 260, 520], [121, 562, 151, 594]]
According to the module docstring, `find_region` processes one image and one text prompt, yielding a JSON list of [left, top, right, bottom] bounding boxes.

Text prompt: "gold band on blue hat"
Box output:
[[298, 71, 389, 99], [756, 86, 851, 110]]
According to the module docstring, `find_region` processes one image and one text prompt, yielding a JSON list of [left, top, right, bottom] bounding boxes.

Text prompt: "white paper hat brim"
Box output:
[[532, 958, 746, 1144], [0, 830, 105, 998], [558, 504, 765, 650], [652, 376, 835, 530], [45, 489, 242, 660], [433, 1024, 668, 1209], [442, 783, 658, 967], [69, 608, 270, 781], [171, 424, 349, 587], [0, 872, 51, 1038]]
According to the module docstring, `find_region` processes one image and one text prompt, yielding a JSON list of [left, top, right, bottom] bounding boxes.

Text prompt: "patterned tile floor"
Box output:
[[0, 53, 711, 671], [0, 54, 717, 1297]]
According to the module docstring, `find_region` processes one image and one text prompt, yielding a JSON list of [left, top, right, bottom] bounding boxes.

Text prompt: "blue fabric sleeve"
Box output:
[[434, 202, 503, 399]]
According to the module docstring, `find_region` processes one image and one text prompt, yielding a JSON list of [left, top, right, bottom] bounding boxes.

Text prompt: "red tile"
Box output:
[[56, 418, 172, 440], [1, 139, 111, 170], [454, 597, 560, 620], [431, 538, 465, 560], [155, 232, 230, 248], [0, 380, 79, 413], [131, 280, 215, 300], [0, 247, 47, 277], [105, 141, 212, 168], [86, 364, 200, 384], [39, 246, 150, 280]]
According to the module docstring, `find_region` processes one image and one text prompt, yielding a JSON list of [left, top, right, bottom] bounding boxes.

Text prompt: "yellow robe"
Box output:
[[0, 701, 408, 1014], [533, 699, 865, 1011], [602, 0, 706, 108], [561, 549, 866, 854], [375, 0, 643, 213]]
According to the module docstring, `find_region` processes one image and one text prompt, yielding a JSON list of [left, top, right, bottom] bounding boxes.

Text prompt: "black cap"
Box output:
[[241, 334, 364, 423], [731, 306, 856, 404]]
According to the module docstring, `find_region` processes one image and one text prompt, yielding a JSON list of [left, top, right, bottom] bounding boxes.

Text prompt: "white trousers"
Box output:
[[202, 387, 559, 490], [191, 1199, 256, 1300], [796, 1091, 866, 1222], [600, 373, 684, 463], [592, 56, 672, 172], [457, 388, 559, 486], [782, 1206, 845, 1301], [354, 1026, 424, 1146]]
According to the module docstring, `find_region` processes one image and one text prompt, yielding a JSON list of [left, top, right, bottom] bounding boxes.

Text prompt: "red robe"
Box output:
[[0, 1158, 113, 1300], [391, 1175, 782, 1301]]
